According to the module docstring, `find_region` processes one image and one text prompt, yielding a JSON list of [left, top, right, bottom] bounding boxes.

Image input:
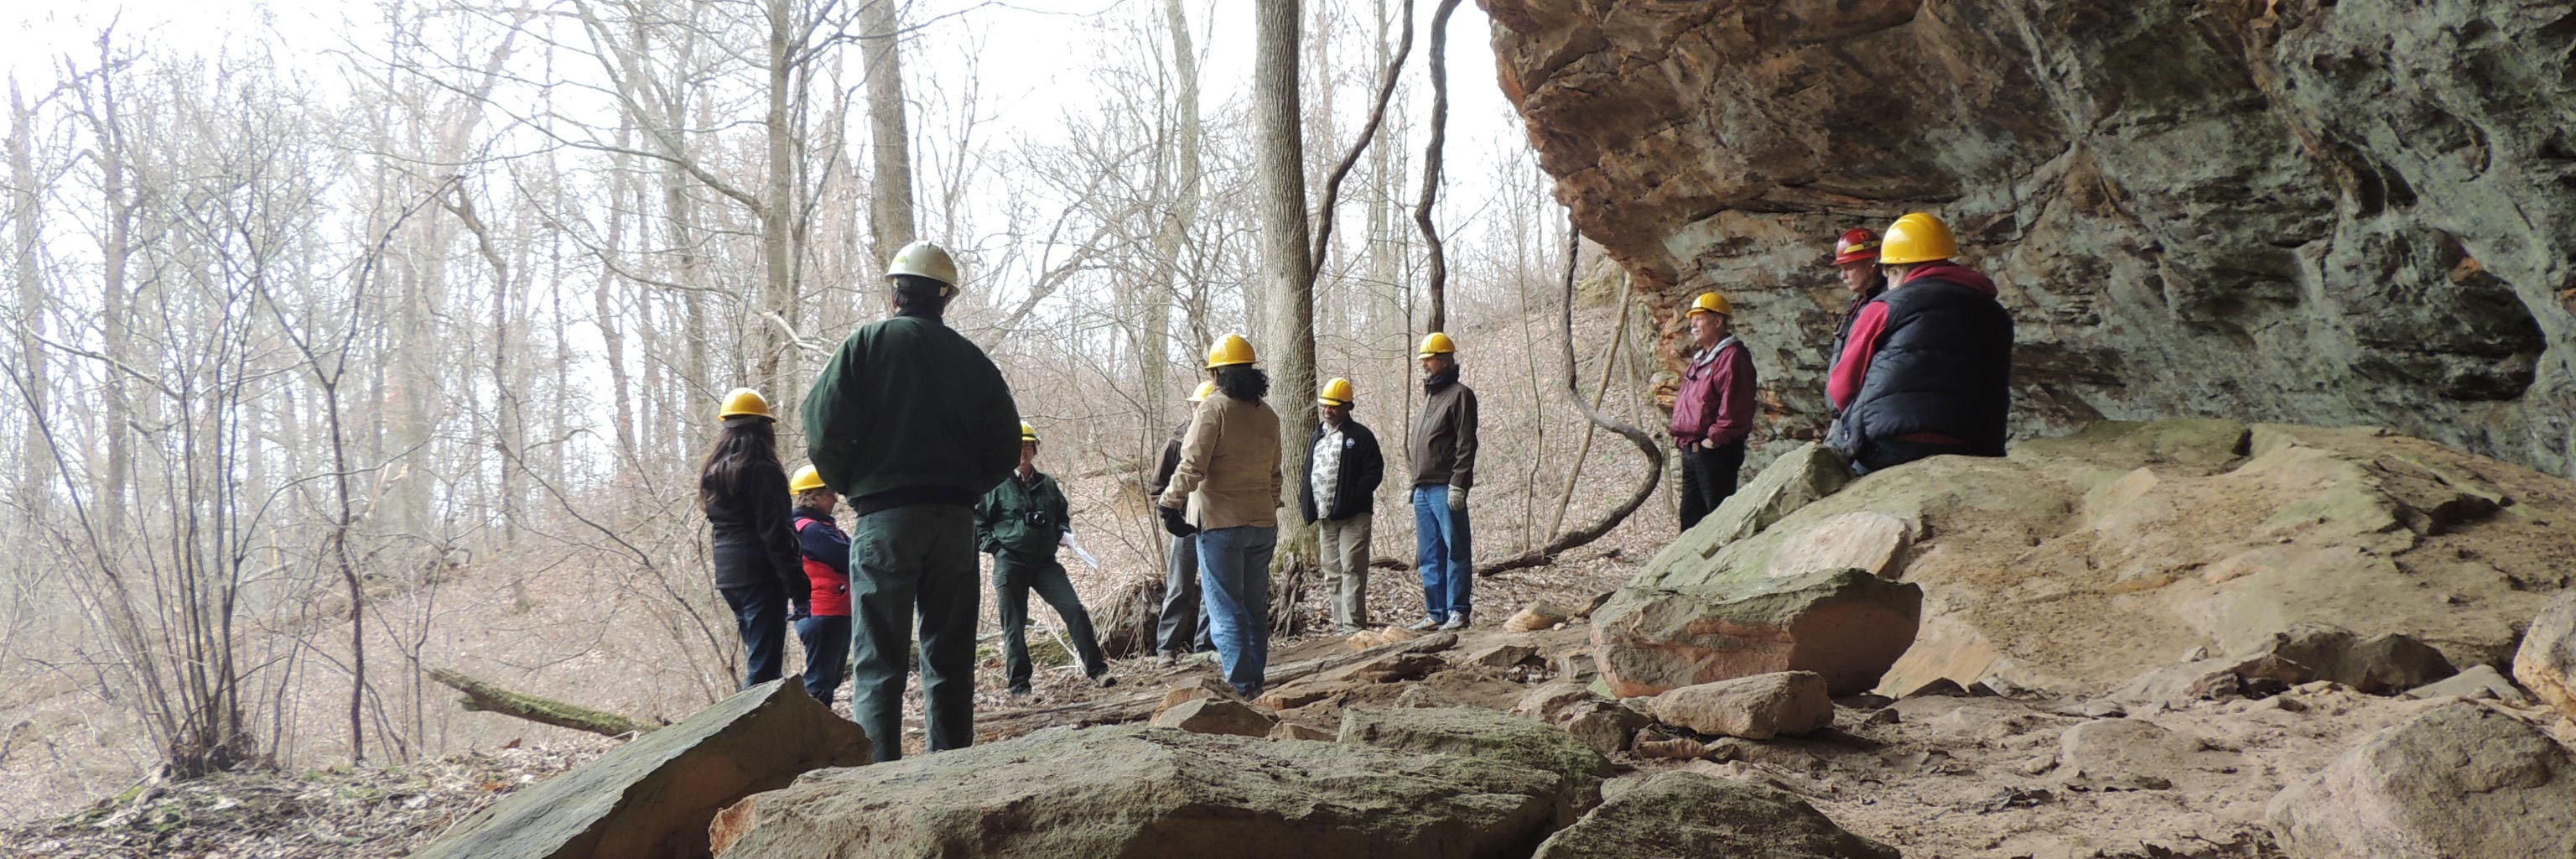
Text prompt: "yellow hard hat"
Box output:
[[1188, 381, 1217, 403], [1417, 331, 1457, 357], [1020, 421, 1039, 442], [1206, 334, 1257, 368], [789, 464, 826, 494], [886, 240, 960, 294], [1318, 377, 1355, 406], [718, 388, 774, 423], [1685, 292, 1732, 318], [1877, 212, 1958, 265]]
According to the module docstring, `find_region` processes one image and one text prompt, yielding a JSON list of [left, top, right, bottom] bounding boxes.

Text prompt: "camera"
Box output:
[[1023, 509, 1053, 527]]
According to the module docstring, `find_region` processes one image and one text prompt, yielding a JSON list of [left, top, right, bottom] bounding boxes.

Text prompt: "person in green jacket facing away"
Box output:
[[976, 422, 1115, 695], [802, 240, 1021, 762]]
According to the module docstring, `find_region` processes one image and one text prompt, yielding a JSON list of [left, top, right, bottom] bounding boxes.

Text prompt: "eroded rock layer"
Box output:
[[1479, 0, 2576, 476]]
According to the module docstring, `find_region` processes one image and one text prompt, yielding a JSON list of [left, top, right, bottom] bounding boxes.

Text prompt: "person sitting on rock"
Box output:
[[1825, 212, 2015, 475], [1827, 227, 1888, 369], [975, 422, 1114, 695], [1668, 292, 1755, 530], [787, 465, 853, 706]]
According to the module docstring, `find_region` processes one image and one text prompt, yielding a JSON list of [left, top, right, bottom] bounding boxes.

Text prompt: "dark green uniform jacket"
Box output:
[[976, 470, 1070, 560], [802, 312, 1021, 514]]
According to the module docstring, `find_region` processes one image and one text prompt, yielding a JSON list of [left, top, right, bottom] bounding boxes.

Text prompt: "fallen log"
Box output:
[[430, 668, 658, 737]]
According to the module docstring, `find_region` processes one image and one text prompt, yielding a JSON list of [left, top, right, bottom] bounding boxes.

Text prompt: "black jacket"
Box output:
[[1300, 419, 1384, 523], [704, 463, 808, 596], [1838, 269, 2014, 458]]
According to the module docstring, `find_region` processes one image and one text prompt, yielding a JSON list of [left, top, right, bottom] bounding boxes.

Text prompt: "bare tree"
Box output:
[[863, 0, 917, 264], [1413, 0, 1464, 333]]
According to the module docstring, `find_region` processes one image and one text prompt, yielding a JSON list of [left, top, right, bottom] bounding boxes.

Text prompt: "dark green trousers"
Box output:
[[992, 552, 1108, 691], [847, 504, 979, 763]]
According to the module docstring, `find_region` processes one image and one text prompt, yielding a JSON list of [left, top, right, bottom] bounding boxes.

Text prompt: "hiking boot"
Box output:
[[1438, 611, 1472, 631], [1156, 650, 1180, 668], [1090, 669, 1119, 688], [1007, 685, 1033, 698], [1405, 617, 1443, 633]]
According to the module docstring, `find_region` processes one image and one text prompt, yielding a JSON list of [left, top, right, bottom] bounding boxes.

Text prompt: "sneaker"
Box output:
[[1335, 624, 1366, 636], [1405, 617, 1443, 633], [1156, 650, 1180, 668], [1438, 612, 1472, 631]]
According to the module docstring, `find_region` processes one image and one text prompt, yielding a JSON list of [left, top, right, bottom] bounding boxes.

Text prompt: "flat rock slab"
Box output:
[[2404, 664, 2532, 705], [709, 725, 1563, 859], [2054, 718, 2233, 791], [415, 679, 870, 859], [2265, 701, 2576, 859], [1150, 697, 1275, 737], [1530, 771, 1898, 859], [1649, 671, 1833, 740], [1765, 512, 1916, 580]]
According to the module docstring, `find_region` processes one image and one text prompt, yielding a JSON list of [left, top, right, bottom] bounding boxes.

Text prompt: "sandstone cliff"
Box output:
[[1478, 0, 2576, 476]]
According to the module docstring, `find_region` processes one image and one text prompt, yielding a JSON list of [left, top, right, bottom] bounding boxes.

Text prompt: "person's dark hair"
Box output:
[[699, 420, 782, 507], [891, 274, 951, 315], [1215, 366, 1269, 402]]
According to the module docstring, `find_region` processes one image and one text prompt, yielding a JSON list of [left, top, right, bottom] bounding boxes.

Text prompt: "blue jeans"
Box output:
[[795, 614, 852, 705], [1196, 525, 1277, 696], [719, 584, 787, 689], [1412, 485, 1472, 622]]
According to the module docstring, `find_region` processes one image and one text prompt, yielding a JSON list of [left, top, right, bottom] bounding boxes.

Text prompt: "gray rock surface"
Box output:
[[2515, 591, 2576, 721], [2264, 700, 2576, 859], [1149, 696, 1276, 737], [710, 726, 1565, 858], [415, 680, 870, 859], [1592, 567, 1921, 698], [1337, 705, 1612, 825], [1530, 771, 1899, 859], [1482, 0, 2576, 477]]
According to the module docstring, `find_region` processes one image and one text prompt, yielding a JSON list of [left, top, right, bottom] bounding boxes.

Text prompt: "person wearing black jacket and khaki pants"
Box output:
[[1301, 377, 1384, 634]]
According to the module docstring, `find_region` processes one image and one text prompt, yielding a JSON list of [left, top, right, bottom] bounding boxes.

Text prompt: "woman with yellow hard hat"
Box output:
[[1156, 335, 1284, 695], [701, 388, 808, 689]]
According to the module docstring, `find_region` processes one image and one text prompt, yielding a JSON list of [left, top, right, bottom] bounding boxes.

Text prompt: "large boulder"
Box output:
[[1647, 671, 1834, 740], [1337, 706, 1613, 825], [2515, 591, 2576, 721], [709, 725, 1564, 858], [1529, 771, 1899, 859], [414, 680, 870, 859], [1593, 568, 1922, 698], [1651, 443, 1850, 565], [2264, 701, 2576, 859]]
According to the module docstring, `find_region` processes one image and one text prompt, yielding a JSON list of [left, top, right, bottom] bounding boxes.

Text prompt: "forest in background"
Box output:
[[0, 0, 1680, 819]]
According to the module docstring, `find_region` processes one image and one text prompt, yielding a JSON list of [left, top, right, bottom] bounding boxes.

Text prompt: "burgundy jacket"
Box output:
[[1670, 337, 1755, 447]]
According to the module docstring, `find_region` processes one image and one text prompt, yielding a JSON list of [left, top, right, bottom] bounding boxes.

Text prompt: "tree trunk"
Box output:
[[1413, 0, 1464, 335], [1254, 0, 1321, 635], [1146, 0, 1203, 456], [862, 0, 917, 267], [758, 0, 801, 420], [8, 79, 47, 519]]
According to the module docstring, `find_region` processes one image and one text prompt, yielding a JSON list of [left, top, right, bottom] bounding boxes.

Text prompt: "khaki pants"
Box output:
[[1319, 513, 1373, 629]]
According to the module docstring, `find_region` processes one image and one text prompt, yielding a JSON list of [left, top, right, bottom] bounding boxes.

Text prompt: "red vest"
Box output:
[[793, 517, 852, 617]]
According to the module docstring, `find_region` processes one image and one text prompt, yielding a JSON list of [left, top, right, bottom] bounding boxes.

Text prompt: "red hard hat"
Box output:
[[1831, 228, 1880, 267]]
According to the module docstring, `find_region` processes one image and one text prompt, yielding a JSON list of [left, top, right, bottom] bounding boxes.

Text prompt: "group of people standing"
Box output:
[[1661, 210, 2017, 528], [1139, 329, 1484, 699], [697, 208, 2008, 762]]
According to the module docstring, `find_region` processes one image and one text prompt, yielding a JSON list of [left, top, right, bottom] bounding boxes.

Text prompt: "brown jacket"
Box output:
[[1158, 392, 1284, 529], [1410, 368, 1480, 489]]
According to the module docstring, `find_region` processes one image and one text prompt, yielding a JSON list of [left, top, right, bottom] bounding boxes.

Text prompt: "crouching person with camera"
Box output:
[[976, 422, 1114, 696]]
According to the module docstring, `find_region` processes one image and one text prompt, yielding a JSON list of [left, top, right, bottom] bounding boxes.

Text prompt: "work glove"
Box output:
[[1447, 486, 1469, 511], [1159, 505, 1198, 538], [787, 601, 811, 622]]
